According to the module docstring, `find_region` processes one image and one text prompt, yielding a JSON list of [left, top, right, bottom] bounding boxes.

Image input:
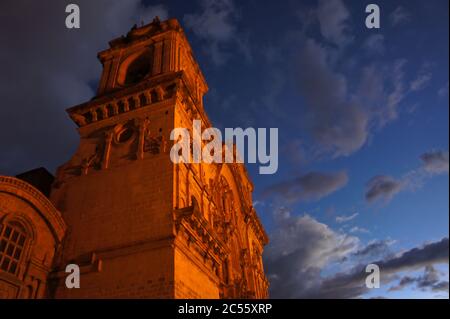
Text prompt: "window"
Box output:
[[124, 53, 152, 85], [117, 127, 134, 143], [116, 47, 154, 87], [0, 223, 27, 275]]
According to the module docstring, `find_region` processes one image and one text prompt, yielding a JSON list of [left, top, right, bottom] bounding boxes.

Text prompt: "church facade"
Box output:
[[0, 18, 269, 299]]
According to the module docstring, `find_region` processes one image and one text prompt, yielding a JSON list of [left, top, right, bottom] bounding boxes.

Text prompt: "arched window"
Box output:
[[117, 48, 154, 86], [0, 222, 27, 275]]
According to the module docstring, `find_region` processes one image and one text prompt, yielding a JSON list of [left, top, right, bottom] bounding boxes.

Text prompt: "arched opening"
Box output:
[[117, 48, 154, 86]]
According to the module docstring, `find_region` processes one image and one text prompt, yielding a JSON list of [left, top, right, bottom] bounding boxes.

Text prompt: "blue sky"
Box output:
[[155, 0, 450, 298], [0, 0, 448, 298]]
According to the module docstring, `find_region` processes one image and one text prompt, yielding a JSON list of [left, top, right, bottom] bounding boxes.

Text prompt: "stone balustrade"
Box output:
[[69, 85, 169, 127]]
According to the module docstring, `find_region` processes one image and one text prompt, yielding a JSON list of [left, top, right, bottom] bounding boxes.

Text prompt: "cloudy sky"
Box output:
[[0, 0, 448, 298]]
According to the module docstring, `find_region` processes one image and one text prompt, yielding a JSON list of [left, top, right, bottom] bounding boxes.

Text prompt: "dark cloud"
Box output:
[[263, 171, 348, 203], [264, 213, 359, 298], [0, 0, 167, 175], [352, 239, 395, 259], [296, 38, 369, 157], [389, 265, 449, 293], [416, 266, 441, 289], [365, 175, 403, 203], [421, 150, 449, 174], [184, 0, 250, 65], [265, 205, 449, 299], [316, 237, 449, 298], [296, 52, 410, 157], [286, 0, 413, 158], [364, 150, 449, 205], [431, 281, 449, 293], [184, 0, 236, 42], [380, 238, 449, 272], [388, 275, 416, 291]]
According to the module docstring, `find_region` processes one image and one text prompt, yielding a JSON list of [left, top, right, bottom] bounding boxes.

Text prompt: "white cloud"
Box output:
[[317, 0, 352, 46], [336, 212, 359, 223], [438, 82, 449, 97], [349, 226, 370, 234], [363, 34, 385, 55], [410, 73, 432, 91], [389, 6, 411, 26]]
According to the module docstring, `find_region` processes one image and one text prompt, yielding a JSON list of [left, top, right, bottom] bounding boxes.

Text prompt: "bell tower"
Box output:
[[49, 17, 269, 299]]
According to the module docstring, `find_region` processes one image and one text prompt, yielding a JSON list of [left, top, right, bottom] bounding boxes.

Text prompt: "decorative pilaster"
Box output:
[[102, 131, 114, 169], [137, 118, 150, 160]]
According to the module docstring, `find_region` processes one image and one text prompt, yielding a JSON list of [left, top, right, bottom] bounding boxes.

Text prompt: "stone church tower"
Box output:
[[0, 18, 269, 299]]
